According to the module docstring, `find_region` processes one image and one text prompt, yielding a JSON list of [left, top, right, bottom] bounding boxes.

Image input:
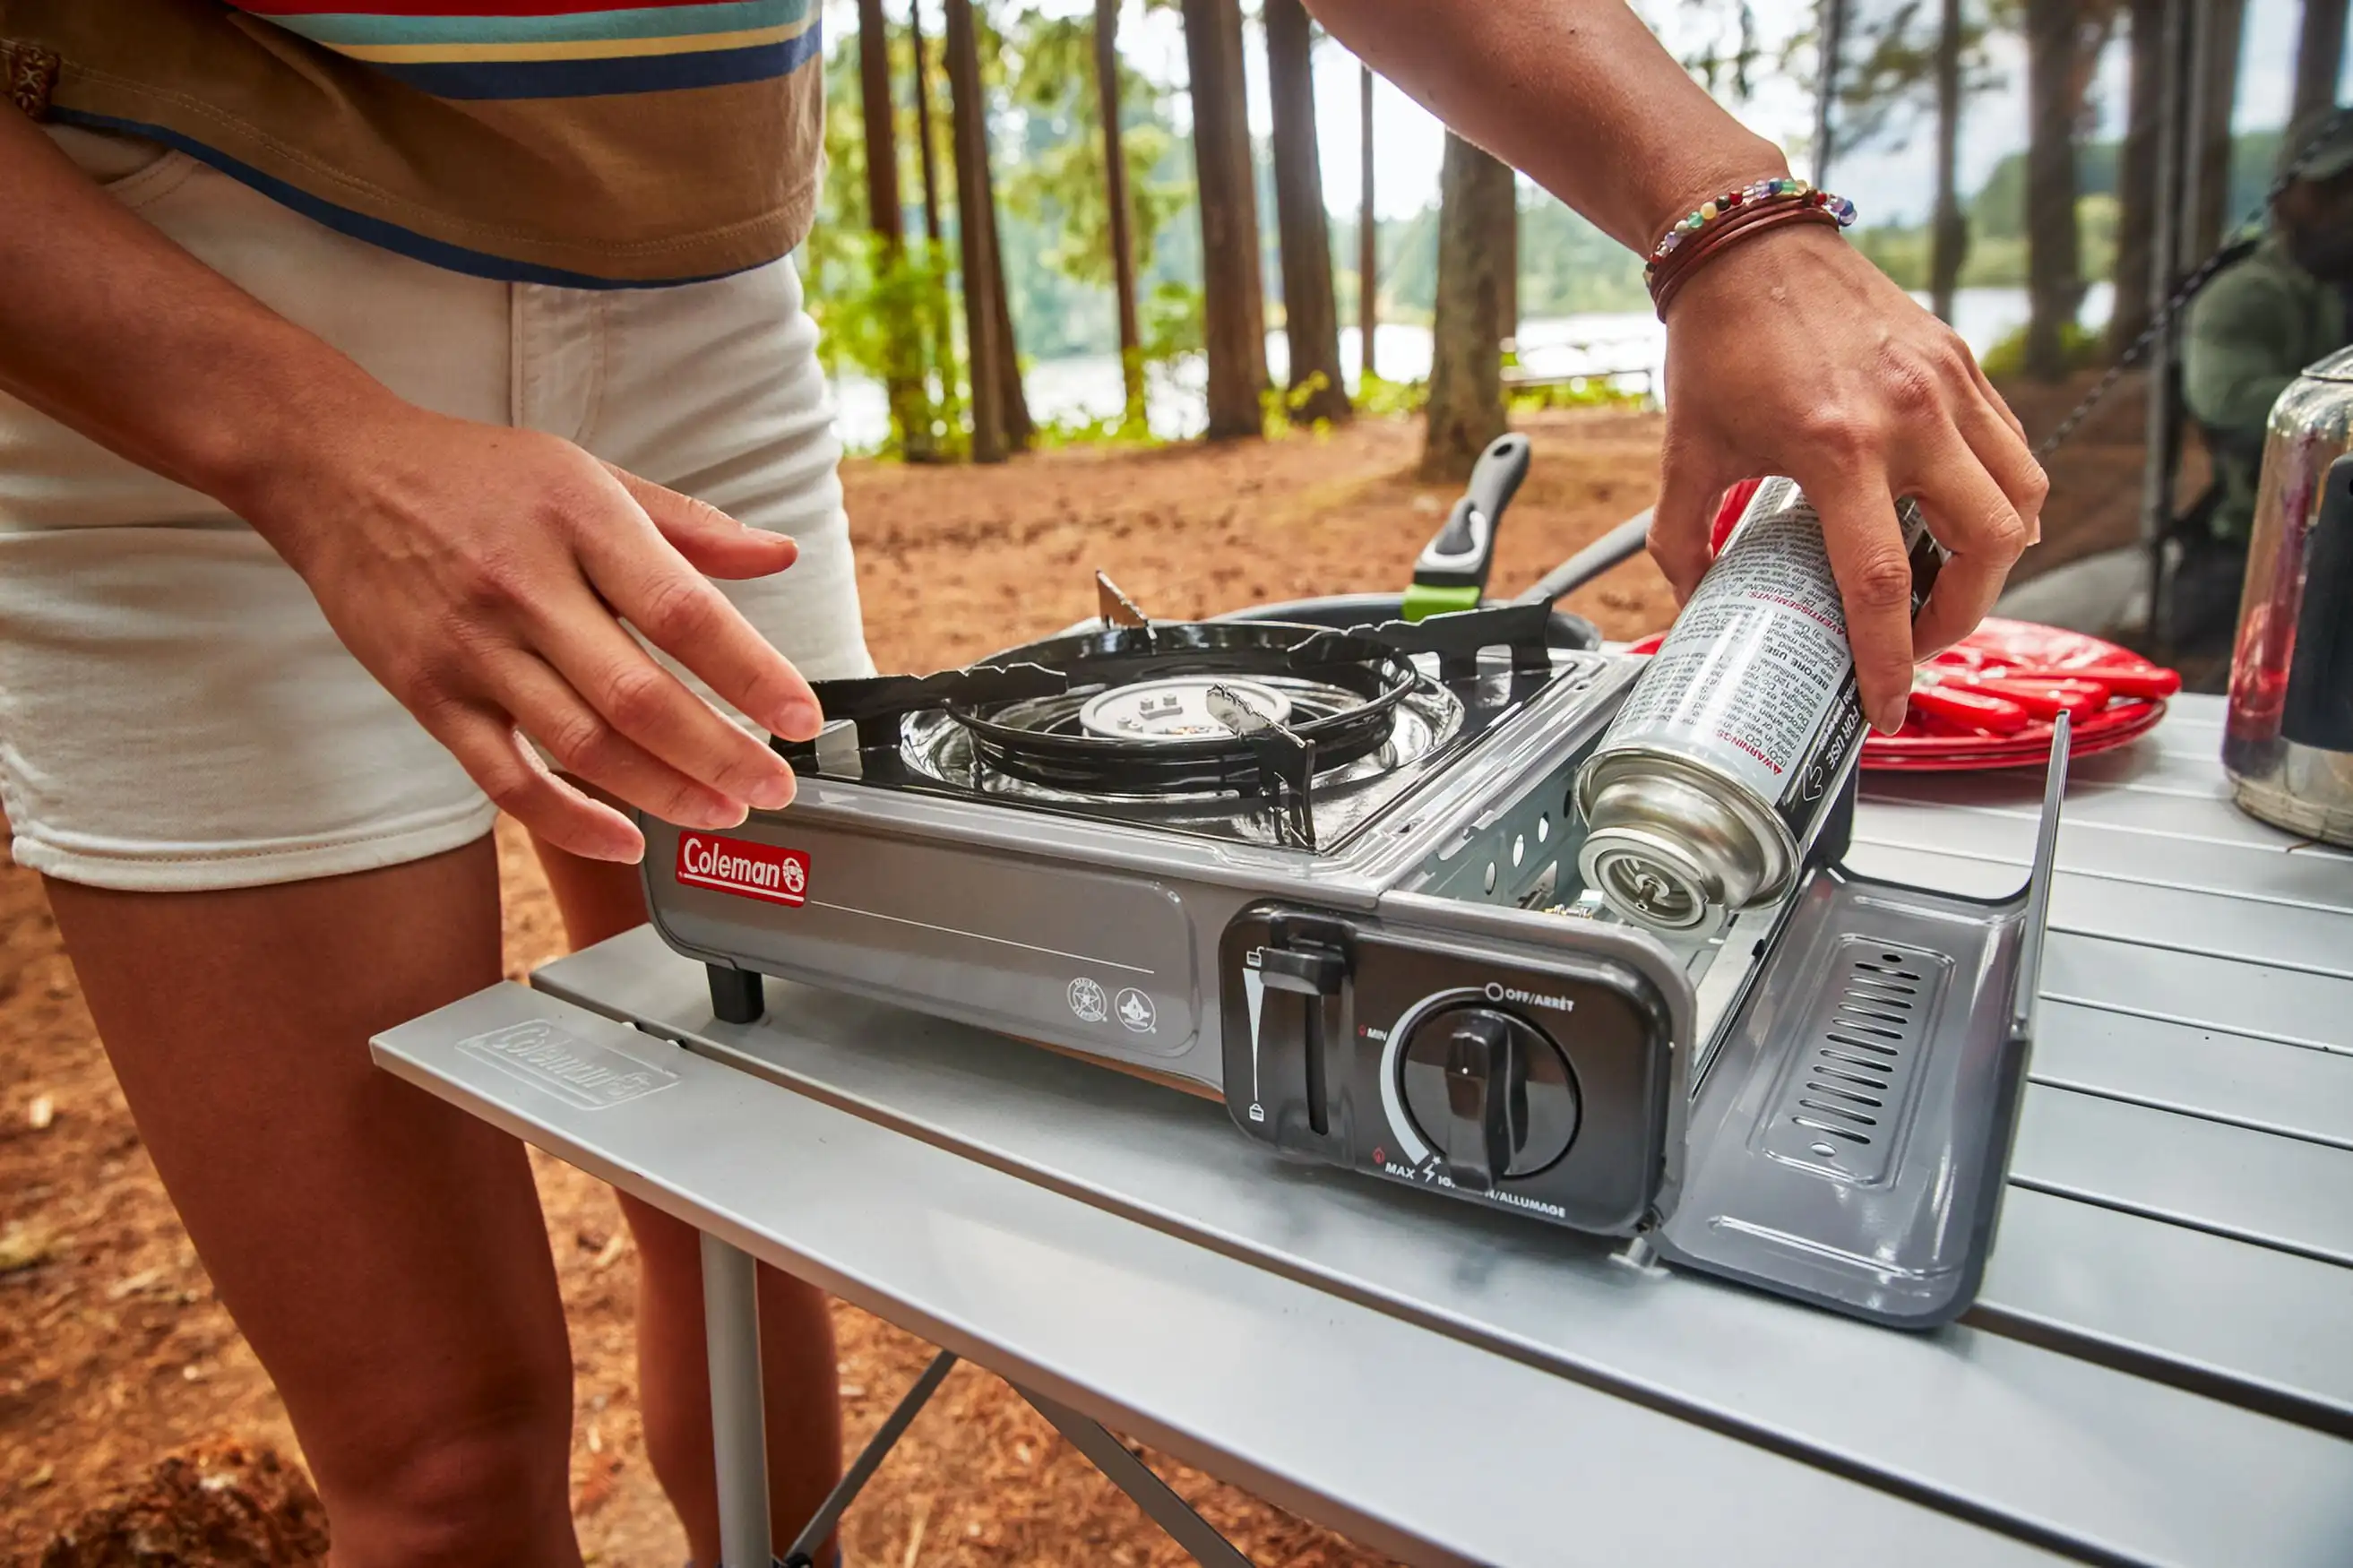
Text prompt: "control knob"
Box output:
[[1398, 1005, 1578, 1191]]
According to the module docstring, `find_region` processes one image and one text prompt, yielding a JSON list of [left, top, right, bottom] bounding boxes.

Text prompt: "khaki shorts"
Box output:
[[0, 130, 871, 892]]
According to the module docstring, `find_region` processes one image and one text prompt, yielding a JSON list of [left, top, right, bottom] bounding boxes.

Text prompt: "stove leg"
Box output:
[[708, 963, 765, 1025]]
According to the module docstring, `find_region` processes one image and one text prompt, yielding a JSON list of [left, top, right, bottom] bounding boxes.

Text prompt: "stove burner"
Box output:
[[774, 578, 1586, 854], [1078, 676, 1294, 740], [948, 622, 1423, 806]]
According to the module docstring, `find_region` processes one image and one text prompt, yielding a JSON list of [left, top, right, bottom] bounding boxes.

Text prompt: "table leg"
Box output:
[[1019, 1387, 1256, 1568], [781, 1349, 959, 1566], [702, 1231, 772, 1568]]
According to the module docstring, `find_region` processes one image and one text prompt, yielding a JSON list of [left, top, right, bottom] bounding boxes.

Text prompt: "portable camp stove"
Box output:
[[641, 573, 2065, 1328]]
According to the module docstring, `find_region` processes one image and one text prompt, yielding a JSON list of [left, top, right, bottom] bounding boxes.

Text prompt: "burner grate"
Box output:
[[764, 575, 1595, 856], [775, 664, 1068, 768], [951, 623, 1422, 799]]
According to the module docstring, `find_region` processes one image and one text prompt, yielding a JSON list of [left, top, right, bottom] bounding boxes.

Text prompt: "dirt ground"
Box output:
[[0, 409, 1674, 1568], [0, 388, 2137, 1564]]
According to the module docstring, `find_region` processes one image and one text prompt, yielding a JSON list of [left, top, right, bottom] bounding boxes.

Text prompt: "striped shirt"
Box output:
[[238, 0, 821, 100], [2, 0, 827, 285]]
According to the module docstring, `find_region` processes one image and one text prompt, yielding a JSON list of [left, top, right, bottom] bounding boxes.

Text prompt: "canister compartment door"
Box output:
[[1655, 717, 2067, 1328]]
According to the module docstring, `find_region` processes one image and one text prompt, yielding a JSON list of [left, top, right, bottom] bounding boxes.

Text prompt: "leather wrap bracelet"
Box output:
[[1643, 177, 1857, 319]]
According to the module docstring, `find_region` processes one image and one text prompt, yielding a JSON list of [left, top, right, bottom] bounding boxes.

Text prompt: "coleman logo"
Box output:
[[457, 1020, 679, 1111], [676, 834, 808, 908]]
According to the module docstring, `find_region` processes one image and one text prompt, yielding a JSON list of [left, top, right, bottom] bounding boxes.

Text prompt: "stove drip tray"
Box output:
[[1652, 719, 2066, 1328]]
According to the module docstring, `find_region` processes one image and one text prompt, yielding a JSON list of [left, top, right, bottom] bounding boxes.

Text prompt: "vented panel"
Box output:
[[1756, 940, 1940, 1185]]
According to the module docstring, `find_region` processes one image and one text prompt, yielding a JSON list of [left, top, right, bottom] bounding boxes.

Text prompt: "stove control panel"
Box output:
[[1219, 904, 1673, 1235]]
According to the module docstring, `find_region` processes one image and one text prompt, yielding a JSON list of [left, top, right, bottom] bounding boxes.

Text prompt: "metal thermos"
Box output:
[[2221, 348, 2353, 845]]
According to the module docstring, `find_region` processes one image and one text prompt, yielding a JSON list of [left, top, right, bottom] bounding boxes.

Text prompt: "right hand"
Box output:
[[245, 406, 821, 863], [1648, 221, 2046, 735]]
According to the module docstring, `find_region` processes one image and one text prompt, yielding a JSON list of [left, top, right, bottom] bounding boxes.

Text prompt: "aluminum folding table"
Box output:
[[373, 694, 2353, 1567]]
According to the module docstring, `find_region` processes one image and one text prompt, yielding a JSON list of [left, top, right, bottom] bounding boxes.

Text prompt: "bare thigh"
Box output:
[[45, 840, 581, 1568]]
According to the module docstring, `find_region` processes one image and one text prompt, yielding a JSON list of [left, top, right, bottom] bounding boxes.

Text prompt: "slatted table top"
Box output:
[[374, 694, 2353, 1567]]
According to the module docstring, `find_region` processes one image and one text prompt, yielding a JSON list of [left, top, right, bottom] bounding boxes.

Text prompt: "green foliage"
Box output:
[[805, 235, 966, 458], [1026, 407, 1151, 449], [808, 236, 928, 380], [1506, 377, 1649, 415], [1970, 130, 2282, 242], [1853, 193, 2116, 291], [1139, 280, 1204, 365], [1353, 371, 1427, 418], [997, 12, 1190, 296], [1820, 0, 2001, 159], [1258, 373, 1347, 439], [1969, 142, 2120, 241], [1335, 194, 1648, 327], [1979, 318, 2105, 378], [1512, 200, 1652, 316], [1863, 192, 2126, 293]]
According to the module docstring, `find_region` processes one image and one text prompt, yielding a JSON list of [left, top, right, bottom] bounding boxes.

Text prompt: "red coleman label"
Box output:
[[675, 833, 808, 908]]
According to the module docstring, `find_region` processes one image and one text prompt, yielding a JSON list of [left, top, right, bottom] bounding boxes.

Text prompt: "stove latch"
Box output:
[[1240, 917, 1352, 1147], [1259, 943, 1344, 996]]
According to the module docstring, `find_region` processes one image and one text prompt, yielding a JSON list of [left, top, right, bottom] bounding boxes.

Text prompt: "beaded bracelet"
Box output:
[[1643, 177, 1858, 317], [1650, 203, 1841, 317]]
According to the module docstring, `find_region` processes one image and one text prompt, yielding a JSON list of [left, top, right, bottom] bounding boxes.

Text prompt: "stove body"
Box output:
[[642, 600, 2063, 1328]]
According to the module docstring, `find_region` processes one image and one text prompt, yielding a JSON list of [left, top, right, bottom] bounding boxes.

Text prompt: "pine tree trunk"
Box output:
[[2184, 0, 2247, 260], [1263, 0, 1349, 424], [1358, 62, 1377, 384], [985, 143, 1034, 451], [2022, 0, 2082, 383], [858, 0, 927, 453], [966, 8, 1032, 457], [1421, 133, 1512, 481], [2295, 0, 2349, 121], [858, 0, 903, 254], [1929, 0, 1969, 323], [1813, 0, 1850, 185], [908, 0, 955, 459], [1498, 194, 1519, 347], [909, 0, 944, 246], [944, 0, 1004, 461], [1181, 0, 1269, 439], [1096, 0, 1144, 426], [2107, 0, 2163, 354]]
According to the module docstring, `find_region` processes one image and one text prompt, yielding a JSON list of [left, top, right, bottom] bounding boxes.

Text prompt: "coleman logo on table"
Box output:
[[675, 834, 808, 908]]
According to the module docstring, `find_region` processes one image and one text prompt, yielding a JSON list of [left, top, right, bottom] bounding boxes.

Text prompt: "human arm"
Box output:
[[0, 109, 822, 862], [1306, 0, 2047, 732]]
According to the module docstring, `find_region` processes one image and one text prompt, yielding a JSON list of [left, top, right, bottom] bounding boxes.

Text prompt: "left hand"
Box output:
[[1648, 222, 2048, 734]]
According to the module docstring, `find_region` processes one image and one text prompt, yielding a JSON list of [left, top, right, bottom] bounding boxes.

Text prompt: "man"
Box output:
[[2176, 111, 2353, 644], [0, 1, 2042, 1562]]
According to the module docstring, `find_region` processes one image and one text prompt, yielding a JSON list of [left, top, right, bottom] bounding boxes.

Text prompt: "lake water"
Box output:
[[829, 282, 2115, 453]]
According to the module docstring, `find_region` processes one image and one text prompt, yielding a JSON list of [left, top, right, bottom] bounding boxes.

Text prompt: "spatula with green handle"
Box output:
[[1401, 432, 1532, 621]]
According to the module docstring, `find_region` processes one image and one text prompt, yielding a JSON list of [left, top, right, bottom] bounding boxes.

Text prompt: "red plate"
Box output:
[[1866, 698, 2167, 771], [1619, 619, 2176, 772], [1873, 619, 2173, 771]]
